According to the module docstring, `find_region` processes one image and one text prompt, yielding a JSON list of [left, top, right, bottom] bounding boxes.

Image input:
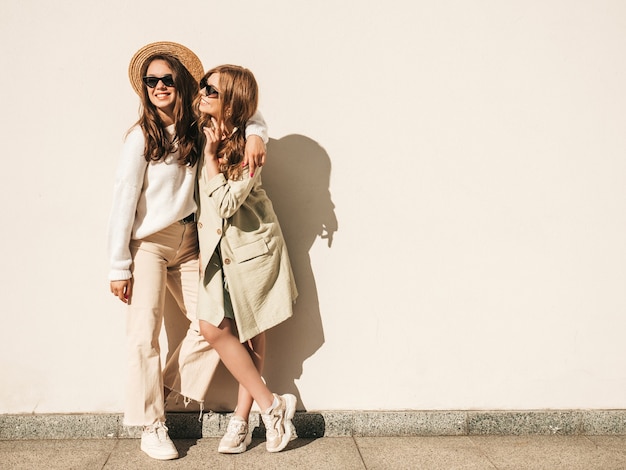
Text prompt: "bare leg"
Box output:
[[233, 333, 266, 420], [199, 319, 274, 411]]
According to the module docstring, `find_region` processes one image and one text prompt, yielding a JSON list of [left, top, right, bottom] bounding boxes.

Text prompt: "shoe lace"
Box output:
[[225, 419, 246, 438], [145, 422, 170, 442], [262, 412, 282, 438]]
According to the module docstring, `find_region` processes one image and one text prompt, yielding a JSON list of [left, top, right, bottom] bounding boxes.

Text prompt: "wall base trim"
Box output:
[[1, 410, 625, 439]]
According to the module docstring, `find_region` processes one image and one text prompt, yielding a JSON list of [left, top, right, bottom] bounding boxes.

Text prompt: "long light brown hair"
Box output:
[[132, 55, 201, 166], [197, 65, 258, 180]]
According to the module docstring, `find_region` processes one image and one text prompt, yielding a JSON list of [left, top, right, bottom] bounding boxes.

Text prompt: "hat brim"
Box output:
[[128, 41, 204, 96]]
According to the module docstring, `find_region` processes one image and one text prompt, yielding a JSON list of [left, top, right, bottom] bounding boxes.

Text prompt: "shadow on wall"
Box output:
[[261, 134, 338, 411]]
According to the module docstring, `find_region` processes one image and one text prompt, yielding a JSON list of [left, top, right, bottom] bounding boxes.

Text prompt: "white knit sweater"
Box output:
[[108, 112, 268, 281]]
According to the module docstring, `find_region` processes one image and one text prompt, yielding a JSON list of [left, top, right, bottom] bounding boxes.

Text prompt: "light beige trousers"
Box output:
[[125, 221, 220, 426]]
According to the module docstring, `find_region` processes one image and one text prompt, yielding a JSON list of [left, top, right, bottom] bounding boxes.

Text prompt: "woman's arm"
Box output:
[[243, 109, 268, 177], [201, 166, 260, 220], [201, 117, 261, 219], [107, 128, 147, 282]]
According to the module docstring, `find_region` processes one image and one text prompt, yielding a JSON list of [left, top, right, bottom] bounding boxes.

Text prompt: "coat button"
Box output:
[[198, 222, 203, 228], [216, 229, 222, 235], [224, 258, 231, 265]]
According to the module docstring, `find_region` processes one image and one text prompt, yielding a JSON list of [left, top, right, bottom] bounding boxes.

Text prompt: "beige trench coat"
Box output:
[[196, 165, 298, 343]]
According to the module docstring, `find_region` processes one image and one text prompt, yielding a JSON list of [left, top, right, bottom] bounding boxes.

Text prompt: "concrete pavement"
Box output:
[[1, 435, 626, 469]]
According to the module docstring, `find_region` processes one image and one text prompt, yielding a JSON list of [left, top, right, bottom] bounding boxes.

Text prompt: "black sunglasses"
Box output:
[[142, 74, 175, 88], [199, 78, 219, 97]]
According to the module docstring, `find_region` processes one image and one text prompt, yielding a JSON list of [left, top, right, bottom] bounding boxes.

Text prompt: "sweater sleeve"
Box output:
[[201, 166, 260, 220], [107, 128, 148, 281], [245, 109, 268, 144]]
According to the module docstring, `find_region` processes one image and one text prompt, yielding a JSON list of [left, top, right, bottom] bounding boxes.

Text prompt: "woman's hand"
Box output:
[[243, 135, 266, 177], [203, 117, 227, 161], [110, 279, 132, 303]]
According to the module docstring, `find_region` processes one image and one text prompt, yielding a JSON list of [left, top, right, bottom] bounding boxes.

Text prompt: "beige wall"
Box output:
[[1, 0, 625, 414]]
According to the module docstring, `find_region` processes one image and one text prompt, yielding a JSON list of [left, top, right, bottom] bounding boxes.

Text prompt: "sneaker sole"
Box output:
[[266, 393, 297, 453], [140, 444, 179, 460], [140, 443, 178, 460]]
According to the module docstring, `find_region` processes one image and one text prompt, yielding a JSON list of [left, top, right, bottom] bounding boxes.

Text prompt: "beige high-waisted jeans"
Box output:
[[124, 220, 220, 426]]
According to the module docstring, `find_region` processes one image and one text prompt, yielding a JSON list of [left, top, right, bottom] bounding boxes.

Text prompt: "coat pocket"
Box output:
[[232, 238, 269, 263]]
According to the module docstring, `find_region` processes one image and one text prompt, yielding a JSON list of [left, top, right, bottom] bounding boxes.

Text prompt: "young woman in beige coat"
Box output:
[[195, 64, 298, 454]]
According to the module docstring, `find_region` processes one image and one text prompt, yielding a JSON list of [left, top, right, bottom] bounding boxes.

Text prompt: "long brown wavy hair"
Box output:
[[196, 65, 258, 180], [132, 55, 201, 166]]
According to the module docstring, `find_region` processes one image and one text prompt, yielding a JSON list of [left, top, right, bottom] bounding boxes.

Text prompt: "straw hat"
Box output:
[[128, 41, 204, 96]]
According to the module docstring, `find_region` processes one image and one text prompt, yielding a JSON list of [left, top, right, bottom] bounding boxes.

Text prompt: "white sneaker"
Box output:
[[140, 422, 179, 460], [261, 394, 297, 452], [218, 416, 252, 454]]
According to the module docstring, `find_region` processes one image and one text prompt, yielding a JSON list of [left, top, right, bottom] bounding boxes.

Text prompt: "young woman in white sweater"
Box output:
[[107, 42, 268, 461]]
